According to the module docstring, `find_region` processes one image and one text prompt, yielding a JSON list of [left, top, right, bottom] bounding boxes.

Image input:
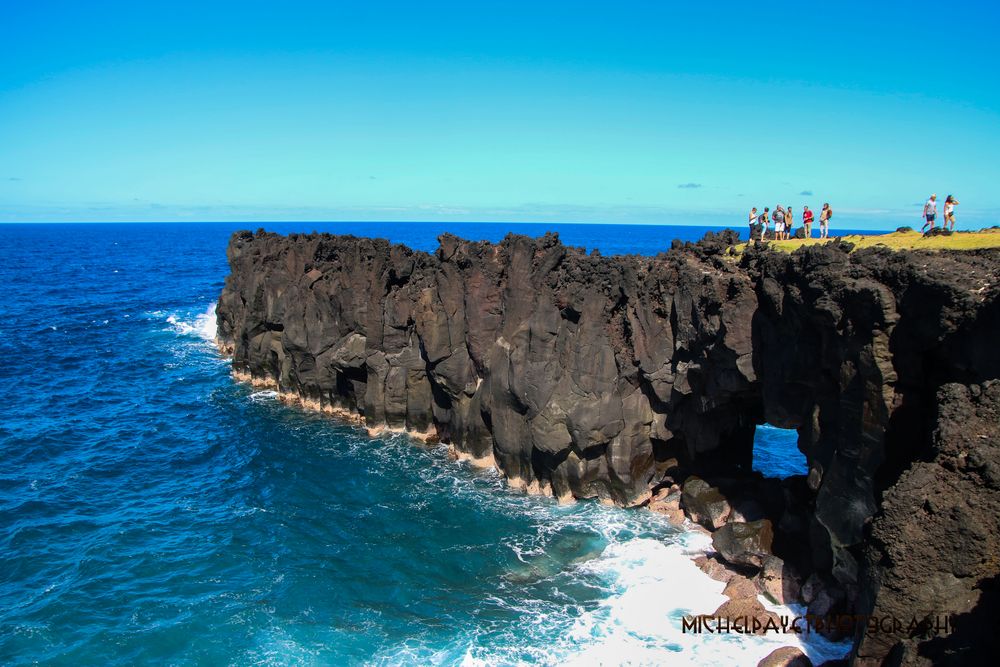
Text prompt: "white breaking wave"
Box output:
[[402, 511, 850, 667], [371, 500, 852, 667], [547, 534, 850, 667], [164, 302, 217, 342]]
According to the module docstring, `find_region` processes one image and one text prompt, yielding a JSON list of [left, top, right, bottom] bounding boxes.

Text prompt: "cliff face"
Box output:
[[218, 231, 762, 496], [217, 230, 999, 665]]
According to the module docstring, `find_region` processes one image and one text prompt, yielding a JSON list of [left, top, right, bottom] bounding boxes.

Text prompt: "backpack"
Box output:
[[827, 208, 833, 219]]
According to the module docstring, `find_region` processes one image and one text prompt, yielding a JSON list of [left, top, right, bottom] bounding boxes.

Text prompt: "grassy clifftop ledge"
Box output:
[[745, 227, 1000, 253]]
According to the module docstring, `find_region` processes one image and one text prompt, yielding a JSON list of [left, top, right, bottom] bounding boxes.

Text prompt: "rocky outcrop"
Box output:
[[217, 229, 1000, 664], [759, 646, 813, 667], [758, 555, 802, 606], [682, 476, 733, 529], [712, 520, 774, 569], [854, 381, 1000, 666], [218, 229, 762, 503]]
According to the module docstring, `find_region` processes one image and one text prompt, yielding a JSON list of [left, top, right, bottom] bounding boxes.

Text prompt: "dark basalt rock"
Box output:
[[854, 381, 1000, 666], [696, 553, 739, 583], [924, 227, 953, 237], [758, 646, 812, 667], [681, 476, 732, 529], [219, 229, 762, 503], [730, 497, 767, 522], [757, 554, 803, 605], [712, 596, 781, 635], [218, 229, 1000, 664], [712, 519, 775, 569]]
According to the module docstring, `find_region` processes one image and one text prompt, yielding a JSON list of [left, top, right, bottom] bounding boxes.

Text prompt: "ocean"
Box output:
[[0, 222, 852, 666]]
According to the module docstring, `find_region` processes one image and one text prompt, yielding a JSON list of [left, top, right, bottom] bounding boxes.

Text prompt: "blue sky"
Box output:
[[2, 1, 998, 228]]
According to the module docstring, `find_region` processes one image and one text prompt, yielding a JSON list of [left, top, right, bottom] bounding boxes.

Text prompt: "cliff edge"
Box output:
[[217, 229, 999, 665]]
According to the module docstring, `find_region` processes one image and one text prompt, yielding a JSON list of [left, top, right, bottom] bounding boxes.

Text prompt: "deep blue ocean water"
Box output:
[[1, 222, 840, 666]]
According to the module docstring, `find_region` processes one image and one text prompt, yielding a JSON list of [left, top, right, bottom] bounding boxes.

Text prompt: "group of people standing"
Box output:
[[746, 193, 961, 242], [747, 203, 832, 243], [921, 194, 960, 232]]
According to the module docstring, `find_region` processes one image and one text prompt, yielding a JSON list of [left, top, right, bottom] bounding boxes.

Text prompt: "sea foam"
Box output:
[[449, 516, 852, 667], [164, 302, 218, 342], [553, 535, 850, 666]]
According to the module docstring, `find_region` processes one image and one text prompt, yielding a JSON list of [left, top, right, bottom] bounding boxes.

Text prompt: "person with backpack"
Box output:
[[760, 207, 770, 239], [773, 206, 786, 240], [802, 205, 814, 238], [819, 203, 832, 238]]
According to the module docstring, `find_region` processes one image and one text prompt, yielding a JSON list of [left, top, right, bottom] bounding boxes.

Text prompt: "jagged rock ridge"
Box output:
[[217, 229, 999, 665]]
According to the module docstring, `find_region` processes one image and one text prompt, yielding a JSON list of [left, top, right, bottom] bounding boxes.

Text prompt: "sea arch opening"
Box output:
[[751, 423, 807, 479]]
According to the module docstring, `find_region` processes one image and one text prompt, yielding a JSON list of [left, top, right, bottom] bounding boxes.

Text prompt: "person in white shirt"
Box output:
[[921, 194, 938, 231], [773, 206, 786, 240], [944, 195, 960, 230]]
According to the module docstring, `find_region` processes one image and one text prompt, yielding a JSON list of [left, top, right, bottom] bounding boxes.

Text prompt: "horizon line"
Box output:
[[0, 219, 913, 231]]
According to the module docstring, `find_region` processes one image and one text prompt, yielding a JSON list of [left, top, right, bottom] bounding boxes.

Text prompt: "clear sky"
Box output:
[[2, 1, 998, 228]]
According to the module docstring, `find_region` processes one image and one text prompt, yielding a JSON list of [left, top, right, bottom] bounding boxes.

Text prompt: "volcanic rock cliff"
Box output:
[[217, 229, 999, 665]]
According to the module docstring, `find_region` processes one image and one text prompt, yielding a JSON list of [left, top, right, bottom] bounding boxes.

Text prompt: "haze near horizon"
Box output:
[[2, 1, 998, 229]]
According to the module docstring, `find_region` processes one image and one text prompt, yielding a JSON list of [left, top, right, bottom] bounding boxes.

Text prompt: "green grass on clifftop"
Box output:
[[737, 228, 1000, 254]]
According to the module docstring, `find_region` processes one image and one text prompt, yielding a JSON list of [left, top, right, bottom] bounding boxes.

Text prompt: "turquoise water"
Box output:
[[0, 223, 845, 665]]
